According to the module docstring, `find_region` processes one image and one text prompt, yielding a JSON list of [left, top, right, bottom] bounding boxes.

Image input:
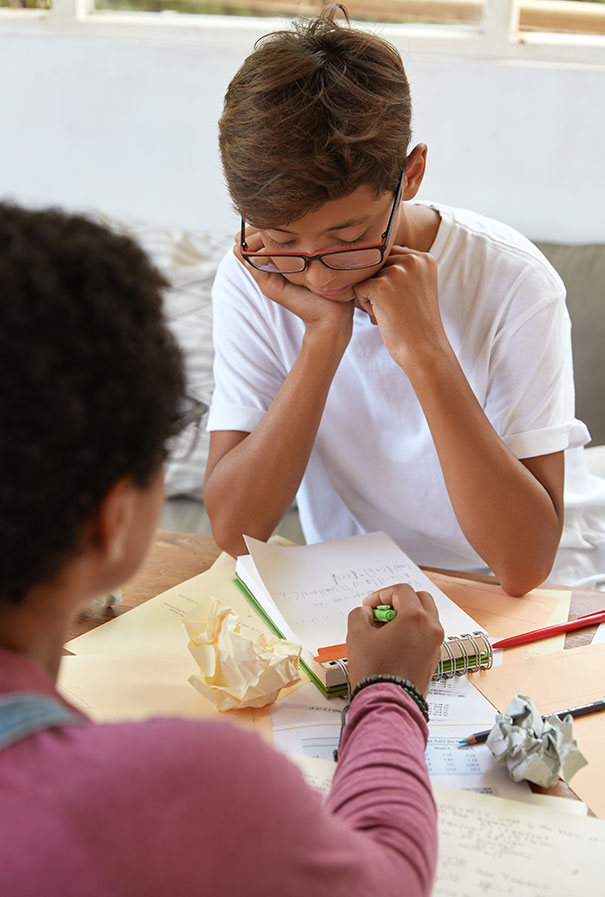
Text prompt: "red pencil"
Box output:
[[491, 609, 605, 650]]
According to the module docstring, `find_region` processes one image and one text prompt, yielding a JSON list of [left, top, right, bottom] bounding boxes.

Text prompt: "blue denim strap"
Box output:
[[0, 692, 84, 751]]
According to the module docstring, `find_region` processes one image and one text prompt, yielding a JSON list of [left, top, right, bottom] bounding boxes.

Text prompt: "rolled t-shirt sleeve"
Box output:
[[484, 267, 589, 459], [208, 251, 293, 434]]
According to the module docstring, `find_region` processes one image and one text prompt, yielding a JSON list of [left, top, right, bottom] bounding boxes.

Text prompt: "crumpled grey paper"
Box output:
[[486, 694, 588, 787]]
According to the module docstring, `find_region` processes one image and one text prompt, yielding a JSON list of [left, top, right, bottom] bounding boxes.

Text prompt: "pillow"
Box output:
[[94, 213, 232, 498], [535, 242, 605, 448]]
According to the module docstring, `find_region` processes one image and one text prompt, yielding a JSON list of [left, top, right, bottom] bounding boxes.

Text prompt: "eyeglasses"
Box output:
[[240, 167, 405, 275]]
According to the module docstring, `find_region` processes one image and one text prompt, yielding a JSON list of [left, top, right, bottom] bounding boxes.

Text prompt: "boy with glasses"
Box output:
[[205, 9, 604, 594]]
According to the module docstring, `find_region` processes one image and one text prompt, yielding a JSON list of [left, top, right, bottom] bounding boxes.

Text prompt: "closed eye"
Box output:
[[264, 235, 295, 250], [337, 236, 366, 248], [264, 231, 371, 251]]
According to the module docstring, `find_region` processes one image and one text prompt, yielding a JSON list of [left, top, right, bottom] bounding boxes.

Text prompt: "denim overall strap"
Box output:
[[0, 692, 84, 751]]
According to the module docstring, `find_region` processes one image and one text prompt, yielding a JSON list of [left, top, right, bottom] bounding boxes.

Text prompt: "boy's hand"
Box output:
[[353, 245, 450, 371], [234, 230, 354, 342], [346, 584, 444, 696]]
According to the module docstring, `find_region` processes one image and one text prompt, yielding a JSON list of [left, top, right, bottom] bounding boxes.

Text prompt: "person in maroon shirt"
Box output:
[[0, 203, 443, 896]]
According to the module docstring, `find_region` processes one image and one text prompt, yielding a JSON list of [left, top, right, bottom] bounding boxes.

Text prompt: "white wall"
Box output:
[[1, 22, 604, 242]]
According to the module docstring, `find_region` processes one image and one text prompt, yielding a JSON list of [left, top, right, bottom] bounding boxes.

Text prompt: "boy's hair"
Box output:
[[219, 6, 412, 228], [0, 204, 185, 605]]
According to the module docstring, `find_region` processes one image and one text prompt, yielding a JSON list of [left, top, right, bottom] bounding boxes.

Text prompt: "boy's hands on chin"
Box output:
[[234, 230, 354, 341], [346, 584, 444, 697], [353, 245, 452, 372]]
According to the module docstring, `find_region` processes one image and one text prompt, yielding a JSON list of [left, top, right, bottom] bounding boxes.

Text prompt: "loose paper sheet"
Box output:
[[57, 653, 272, 739], [65, 552, 260, 657], [593, 622, 605, 645], [288, 766, 604, 891], [432, 783, 605, 896], [471, 642, 605, 817], [269, 679, 533, 803], [287, 753, 336, 799], [426, 571, 562, 644]]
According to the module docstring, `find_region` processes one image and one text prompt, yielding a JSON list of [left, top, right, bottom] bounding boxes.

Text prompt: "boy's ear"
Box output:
[[402, 143, 428, 202], [87, 478, 137, 570]]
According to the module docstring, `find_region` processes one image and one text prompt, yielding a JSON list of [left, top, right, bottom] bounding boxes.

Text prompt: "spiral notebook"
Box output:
[[234, 531, 493, 697]]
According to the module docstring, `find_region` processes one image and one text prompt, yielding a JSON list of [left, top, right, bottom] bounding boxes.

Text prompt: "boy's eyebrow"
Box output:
[[271, 215, 372, 236]]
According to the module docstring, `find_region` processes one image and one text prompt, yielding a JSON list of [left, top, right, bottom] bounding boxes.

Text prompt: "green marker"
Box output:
[[373, 604, 397, 622]]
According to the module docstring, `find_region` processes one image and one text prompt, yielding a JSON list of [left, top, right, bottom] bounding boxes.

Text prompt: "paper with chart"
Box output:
[[242, 532, 484, 653], [270, 677, 533, 802]]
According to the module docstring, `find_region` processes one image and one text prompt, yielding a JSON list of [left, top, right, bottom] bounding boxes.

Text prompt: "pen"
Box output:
[[491, 608, 605, 650], [314, 606, 396, 663], [459, 697, 605, 746]]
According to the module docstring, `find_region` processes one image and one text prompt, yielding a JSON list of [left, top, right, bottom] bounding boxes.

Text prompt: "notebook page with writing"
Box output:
[[243, 531, 484, 654]]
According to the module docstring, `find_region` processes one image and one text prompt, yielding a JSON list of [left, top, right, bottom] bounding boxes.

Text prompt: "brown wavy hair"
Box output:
[[219, 5, 412, 228]]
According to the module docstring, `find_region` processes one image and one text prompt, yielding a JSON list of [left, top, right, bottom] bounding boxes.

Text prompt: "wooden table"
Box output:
[[67, 529, 604, 805]]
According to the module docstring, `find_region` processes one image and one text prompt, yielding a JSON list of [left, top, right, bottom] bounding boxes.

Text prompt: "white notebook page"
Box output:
[[242, 531, 484, 653]]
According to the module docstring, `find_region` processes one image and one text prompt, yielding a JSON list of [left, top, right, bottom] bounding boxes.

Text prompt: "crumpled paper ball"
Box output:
[[486, 694, 587, 787], [183, 596, 301, 711]]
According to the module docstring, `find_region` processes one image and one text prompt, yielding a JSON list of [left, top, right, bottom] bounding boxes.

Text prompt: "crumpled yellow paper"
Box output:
[[183, 597, 301, 711], [486, 693, 588, 787]]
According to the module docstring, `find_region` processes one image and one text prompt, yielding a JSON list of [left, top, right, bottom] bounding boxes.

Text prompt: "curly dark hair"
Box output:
[[0, 204, 185, 605], [219, 5, 412, 228]]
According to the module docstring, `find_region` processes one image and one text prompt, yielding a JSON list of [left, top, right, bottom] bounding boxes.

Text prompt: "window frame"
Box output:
[[1, 0, 604, 67]]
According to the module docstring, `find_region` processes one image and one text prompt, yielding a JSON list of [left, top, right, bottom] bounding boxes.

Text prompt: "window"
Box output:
[[83, 0, 605, 38]]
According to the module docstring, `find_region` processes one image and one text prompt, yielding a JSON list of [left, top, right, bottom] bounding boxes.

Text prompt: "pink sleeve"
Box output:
[[325, 682, 437, 896], [70, 685, 436, 897]]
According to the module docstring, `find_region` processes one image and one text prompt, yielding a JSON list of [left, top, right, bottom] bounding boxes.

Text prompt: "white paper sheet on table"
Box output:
[[593, 622, 605, 645], [290, 757, 590, 822], [432, 784, 605, 896], [270, 679, 533, 803]]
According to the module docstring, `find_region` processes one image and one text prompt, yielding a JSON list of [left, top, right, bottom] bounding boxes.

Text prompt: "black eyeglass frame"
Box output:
[[240, 166, 406, 274]]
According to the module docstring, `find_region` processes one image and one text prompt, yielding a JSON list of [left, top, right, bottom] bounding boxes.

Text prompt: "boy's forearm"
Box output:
[[406, 346, 563, 595], [204, 328, 348, 556]]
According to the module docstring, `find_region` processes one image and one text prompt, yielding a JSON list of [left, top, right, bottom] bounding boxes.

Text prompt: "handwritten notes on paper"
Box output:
[[286, 759, 605, 894], [433, 784, 605, 896], [243, 532, 482, 652]]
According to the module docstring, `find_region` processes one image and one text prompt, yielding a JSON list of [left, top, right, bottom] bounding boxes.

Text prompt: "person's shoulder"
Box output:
[[423, 202, 565, 295], [213, 244, 259, 297]]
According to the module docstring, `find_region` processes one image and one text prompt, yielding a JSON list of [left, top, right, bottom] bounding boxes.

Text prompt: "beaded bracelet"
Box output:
[[333, 674, 429, 761], [351, 674, 430, 722]]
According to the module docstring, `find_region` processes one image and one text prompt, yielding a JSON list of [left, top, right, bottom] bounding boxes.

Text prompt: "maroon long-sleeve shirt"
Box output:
[[0, 649, 437, 896]]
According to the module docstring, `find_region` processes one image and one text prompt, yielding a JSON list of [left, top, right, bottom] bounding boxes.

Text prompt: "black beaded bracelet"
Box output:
[[351, 674, 430, 722]]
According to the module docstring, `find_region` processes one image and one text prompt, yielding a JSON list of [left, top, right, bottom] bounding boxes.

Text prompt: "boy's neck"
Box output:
[[397, 202, 441, 254], [0, 584, 81, 682]]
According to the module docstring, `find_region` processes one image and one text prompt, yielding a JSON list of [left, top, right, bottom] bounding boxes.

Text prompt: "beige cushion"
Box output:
[[535, 242, 605, 447]]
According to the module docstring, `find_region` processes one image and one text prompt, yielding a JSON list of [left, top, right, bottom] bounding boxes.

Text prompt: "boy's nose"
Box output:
[[304, 258, 340, 290]]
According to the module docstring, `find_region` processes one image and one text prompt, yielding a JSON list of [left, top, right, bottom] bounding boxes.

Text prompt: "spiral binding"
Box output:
[[433, 630, 493, 680], [323, 630, 493, 687]]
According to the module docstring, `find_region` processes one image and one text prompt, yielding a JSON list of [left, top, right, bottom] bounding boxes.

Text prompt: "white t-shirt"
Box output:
[[209, 203, 605, 586]]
